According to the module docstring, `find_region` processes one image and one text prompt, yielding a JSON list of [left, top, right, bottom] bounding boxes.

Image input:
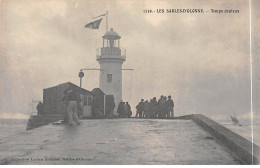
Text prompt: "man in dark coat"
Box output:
[[126, 102, 132, 118], [144, 100, 149, 118], [36, 102, 44, 116], [150, 97, 158, 119], [117, 100, 124, 118], [159, 96, 167, 119], [135, 99, 144, 118], [157, 95, 164, 118], [166, 95, 174, 118]]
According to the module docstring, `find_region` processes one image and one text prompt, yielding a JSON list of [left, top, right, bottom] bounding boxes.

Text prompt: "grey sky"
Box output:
[[0, 0, 258, 122]]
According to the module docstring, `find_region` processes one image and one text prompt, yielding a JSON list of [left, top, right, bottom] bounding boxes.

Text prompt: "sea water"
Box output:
[[217, 119, 260, 146], [0, 119, 28, 139]]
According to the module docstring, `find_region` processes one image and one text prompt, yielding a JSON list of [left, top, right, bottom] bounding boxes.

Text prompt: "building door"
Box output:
[[82, 96, 93, 117]]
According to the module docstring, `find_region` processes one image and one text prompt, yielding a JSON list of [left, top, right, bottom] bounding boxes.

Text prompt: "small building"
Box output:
[[91, 88, 105, 117], [42, 83, 115, 119], [43, 82, 93, 118], [27, 83, 117, 130], [91, 88, 116, 118], [91, 88, 105, 98]]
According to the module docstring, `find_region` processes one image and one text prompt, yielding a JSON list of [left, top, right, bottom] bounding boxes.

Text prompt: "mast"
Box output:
[[106, 10, 108, 32]]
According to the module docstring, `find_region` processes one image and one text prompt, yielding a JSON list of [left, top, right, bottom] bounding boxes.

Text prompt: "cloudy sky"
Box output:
[[0, 0, 259, 123]]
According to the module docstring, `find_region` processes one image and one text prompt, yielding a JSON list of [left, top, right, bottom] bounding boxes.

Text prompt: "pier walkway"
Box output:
[[0, 119, 240, 165]]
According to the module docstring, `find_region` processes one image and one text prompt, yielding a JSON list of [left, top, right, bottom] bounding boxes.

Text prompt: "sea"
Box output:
[[0, 119, 28, 139], [0, 118, 259, 146], [219, 120, 260, 146]]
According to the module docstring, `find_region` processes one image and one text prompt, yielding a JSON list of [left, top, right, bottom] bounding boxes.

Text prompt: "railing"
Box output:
[[96, 47, 126, 60]]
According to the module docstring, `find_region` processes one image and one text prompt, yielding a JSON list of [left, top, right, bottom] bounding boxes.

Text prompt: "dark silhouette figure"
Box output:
[[117, 101, 125, 117], [36, 102, 44, 116], [126, 102, 132, 118], [144, 100, 149, 118], [159, 96, 167, 119], [166, 95, 174, 118], [135, 99, 144, 118], [150, 97, 158, 119], [157, 95, 164, 118]]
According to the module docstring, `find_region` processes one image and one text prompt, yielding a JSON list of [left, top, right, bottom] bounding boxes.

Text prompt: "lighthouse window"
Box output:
[[107, 74, 112, 83]]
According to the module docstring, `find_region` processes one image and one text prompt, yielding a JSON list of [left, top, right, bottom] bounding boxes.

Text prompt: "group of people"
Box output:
[[117, 101, 132, 118], [135, 95, 174, 119], [59, 86, 174, 125]]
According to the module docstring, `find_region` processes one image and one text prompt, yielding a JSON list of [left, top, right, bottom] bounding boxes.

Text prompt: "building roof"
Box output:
[[67, 82, 93, 95], [91, 88, 105, 95], [44, 82, 93, 95]]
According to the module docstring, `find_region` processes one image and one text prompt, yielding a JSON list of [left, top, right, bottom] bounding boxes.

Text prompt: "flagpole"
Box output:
[[106, 10, 108, 32]]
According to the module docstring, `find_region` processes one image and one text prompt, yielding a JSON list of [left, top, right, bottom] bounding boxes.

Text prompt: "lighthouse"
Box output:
[[96, 28, 126, 115]]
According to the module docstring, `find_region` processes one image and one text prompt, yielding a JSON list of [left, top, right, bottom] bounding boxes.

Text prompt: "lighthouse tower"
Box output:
[[96, 28, 126, 115]]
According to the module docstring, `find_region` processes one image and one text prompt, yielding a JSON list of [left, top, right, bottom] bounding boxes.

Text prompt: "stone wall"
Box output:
[[184, 114, 259, 165]]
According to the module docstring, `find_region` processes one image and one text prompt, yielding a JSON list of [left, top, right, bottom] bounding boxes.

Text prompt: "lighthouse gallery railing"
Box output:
[[96, 47, 126, 60]]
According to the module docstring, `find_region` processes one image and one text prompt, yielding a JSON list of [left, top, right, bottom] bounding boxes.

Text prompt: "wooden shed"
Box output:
[[43, 82, 93, 117], [91, 88, 115, 117]]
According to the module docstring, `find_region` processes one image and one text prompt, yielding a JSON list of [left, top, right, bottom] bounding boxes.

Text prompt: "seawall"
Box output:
[[184, 114, 259, 164]]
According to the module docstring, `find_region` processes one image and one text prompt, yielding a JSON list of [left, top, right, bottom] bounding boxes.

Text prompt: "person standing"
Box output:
[[37, 101, 44, 116], [123, 102, 127, 118], [150, 97, 158, 119], [166, 95, 174, 118], [144, 100, 149, 118], [147, 99, 153, 118], [126, 102, 132, 118], [62, 87, 80, 126], [159, 96, 167, 119], [135, 99, 144, 118], [117, 100, 124, 118], [158, 95, 164, 118]]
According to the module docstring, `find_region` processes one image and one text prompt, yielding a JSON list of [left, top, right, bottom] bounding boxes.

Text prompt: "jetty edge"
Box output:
[[180, 114, 259, 164]]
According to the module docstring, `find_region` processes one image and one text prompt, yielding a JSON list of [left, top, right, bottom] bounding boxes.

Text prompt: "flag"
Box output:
[[85, 18, 103, 29]]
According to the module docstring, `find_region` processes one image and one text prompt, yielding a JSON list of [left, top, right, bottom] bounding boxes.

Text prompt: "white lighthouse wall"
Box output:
[[99, 60, 123, 115]]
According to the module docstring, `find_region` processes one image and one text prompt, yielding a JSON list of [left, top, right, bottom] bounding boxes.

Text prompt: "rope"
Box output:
[[122, 64, 133, 102], [129, 70, 133, 102]]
